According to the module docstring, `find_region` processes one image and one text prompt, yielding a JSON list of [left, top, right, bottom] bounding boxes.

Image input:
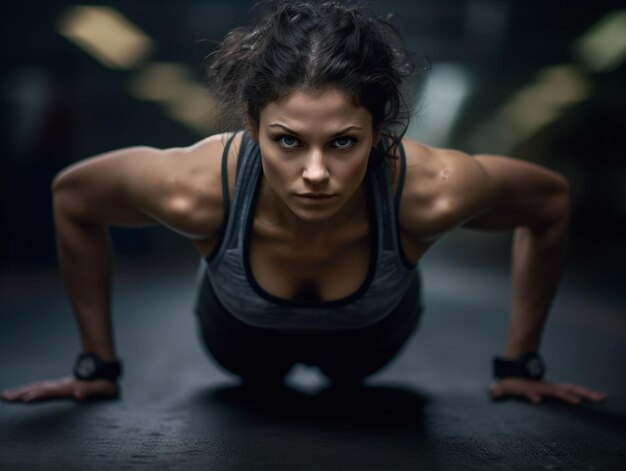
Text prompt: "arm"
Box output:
[[463, 154, 570, 359], [52, 146, 166, 363], [461, 154, 605, 404], [399, 140, 605, 405], [1, 138, 225, 403]]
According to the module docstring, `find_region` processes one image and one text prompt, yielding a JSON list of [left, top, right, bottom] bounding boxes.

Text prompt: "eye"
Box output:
[[333, 136, 357, 149], [275, 135, 299, 148]]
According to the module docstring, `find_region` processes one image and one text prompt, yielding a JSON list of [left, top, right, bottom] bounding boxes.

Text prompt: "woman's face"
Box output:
[[252, 87, 379, 224]]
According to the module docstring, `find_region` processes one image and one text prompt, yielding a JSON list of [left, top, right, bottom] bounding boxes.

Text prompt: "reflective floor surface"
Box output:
[[1, 235, 625, 470]]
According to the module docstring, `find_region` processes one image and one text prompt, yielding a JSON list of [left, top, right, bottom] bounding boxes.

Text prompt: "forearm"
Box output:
[[53, 192, 117, 362], [503, 198, 570, 358]]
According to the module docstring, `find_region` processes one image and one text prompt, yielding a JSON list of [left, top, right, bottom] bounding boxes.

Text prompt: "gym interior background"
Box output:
[[1, 0, 625, 275], [1, 1, 625, 470]]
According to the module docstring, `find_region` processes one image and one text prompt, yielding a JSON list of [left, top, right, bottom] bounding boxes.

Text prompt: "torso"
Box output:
[[190, 131, 438, 302], [248, 197, 372, 301]]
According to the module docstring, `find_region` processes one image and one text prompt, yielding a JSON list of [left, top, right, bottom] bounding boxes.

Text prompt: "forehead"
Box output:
[[260, 88, 372, 129]]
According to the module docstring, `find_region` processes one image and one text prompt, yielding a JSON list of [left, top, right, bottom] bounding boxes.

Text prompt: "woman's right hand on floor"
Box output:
[[0, 376, 119, 403]]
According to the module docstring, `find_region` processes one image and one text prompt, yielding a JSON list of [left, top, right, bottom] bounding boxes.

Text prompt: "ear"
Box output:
[[242, 104, 259, 143], [372, 128, 382, 147], [246, 122, 259, 143]]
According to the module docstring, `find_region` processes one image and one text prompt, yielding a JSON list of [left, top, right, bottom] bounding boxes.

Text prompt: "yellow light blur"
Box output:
[[57, 6, 153, 69], [166, 87, 218, 133], [499, 64, 591, 144], [129, 63, 191, 101], [573, 10, 626, 72], [468, 64, 592, 153], [129, 62, 217, 133]]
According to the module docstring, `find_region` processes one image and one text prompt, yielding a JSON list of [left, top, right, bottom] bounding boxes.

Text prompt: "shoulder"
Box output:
[[134, 130, 245, 239], [172, 130, 244, 199], [397, 138, 492, 241]]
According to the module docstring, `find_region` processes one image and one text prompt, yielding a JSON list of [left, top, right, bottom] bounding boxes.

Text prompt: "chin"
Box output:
[[291, 205, 339, 223]]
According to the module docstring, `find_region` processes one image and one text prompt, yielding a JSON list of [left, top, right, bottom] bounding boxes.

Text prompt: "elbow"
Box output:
[[553, 174, 572, 220], [51, 169, 73, 213], [51, 166, 73, 196], [51, 170, 67, 210], [553, 171, 571, 196], [51, 170, 61, 194], [51, 167, 85, 219], [531, 174, 571, 236]]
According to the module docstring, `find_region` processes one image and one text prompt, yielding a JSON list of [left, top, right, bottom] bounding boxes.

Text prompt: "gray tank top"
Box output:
[[202, 131, 416, 331]]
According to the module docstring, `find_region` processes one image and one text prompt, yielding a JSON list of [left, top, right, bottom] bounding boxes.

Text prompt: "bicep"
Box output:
[[52, 146, 181, 227], [463, 155, 570, 231]]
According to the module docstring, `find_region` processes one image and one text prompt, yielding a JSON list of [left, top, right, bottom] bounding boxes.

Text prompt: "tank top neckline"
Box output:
[[242, 160, 379, 308]]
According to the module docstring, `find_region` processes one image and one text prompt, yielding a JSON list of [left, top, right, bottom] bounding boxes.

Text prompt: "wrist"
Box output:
[[503, 338, 541, 360], [73, 352, 123, 381], [493, 351, 546, 380]]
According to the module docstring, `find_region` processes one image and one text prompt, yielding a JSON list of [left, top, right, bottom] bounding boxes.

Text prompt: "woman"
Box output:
[[1, 1, 606, 404]]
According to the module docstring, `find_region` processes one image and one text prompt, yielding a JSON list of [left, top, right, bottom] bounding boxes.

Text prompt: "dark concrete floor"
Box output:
[[1, 234, 625, 470]]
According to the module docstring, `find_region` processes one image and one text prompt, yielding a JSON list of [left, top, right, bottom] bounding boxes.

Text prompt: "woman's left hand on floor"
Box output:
[[489, 377, 607, 405]]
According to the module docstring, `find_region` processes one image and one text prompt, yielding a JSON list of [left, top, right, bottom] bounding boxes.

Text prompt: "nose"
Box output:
[[302, 149, 329, 185]]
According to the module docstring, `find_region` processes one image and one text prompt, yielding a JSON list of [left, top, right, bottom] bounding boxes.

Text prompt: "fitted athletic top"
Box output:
[[201, 131, 416, 331]]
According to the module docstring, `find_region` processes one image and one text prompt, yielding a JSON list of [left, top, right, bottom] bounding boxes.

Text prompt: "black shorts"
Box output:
[[193, 264, 423, 384]]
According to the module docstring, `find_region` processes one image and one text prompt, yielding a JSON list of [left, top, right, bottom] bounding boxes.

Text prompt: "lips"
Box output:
[[298, 193, 334, 198], [294, 193, 337, 205]]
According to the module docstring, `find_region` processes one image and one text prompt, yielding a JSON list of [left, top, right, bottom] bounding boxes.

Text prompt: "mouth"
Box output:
[[294, 193, 337, 205]]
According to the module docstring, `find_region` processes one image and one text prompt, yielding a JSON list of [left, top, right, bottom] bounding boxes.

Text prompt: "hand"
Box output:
[[1, 376, 119, 403], [489, 377, 606, 405]]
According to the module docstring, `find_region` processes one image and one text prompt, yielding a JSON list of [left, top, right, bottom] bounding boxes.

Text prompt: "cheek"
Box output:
[[261, 152, 295, 188], [338, 152, 369, 183]]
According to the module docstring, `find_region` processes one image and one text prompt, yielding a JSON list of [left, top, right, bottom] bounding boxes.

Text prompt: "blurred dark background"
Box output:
[[1, 0, 625, 280], [3, 5, 625, 468]]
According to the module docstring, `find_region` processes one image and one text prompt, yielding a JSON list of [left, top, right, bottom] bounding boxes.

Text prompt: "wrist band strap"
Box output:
[[493, 352, 546, 380], [73, 352, 123, 381]]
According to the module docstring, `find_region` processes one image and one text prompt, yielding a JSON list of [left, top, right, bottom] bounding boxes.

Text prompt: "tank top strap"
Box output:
[[221, 131, 262, 251], [368, 139, 400, 254], [394, 141, 407, 217], [391, 141, 414, 268], [220, 132, 237, 228]]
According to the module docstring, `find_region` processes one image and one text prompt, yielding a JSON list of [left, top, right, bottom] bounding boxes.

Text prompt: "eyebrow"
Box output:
[[268, 123, 363, 137]]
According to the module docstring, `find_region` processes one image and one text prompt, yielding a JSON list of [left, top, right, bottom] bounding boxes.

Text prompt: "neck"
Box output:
[[256, 176, 368, 243]]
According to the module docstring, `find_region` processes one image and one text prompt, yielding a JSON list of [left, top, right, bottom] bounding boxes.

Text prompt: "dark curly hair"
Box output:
[[204, 0, 429, 162]]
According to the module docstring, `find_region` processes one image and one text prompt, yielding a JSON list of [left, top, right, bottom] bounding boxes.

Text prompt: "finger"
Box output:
[[560, 392, 581, 405], [1, 384, 42, 400], [555, 383, 608, 404], [569, 386, 607, 402], [2, 380, 62, 398], [2, 386, 42, 402], [22, 392, 41, 402], [24, 381, 75, 403], [23, 385, 59, 403], [0, 392, 21, 401], [1, 378, 77, 402], [489, 383, 505, 399], [526, 391, 543, 404], [1, 390, 21, 401], [546, 387, 581, 405], [22, 388, 51, 403], [523, 382, 557, 404]]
